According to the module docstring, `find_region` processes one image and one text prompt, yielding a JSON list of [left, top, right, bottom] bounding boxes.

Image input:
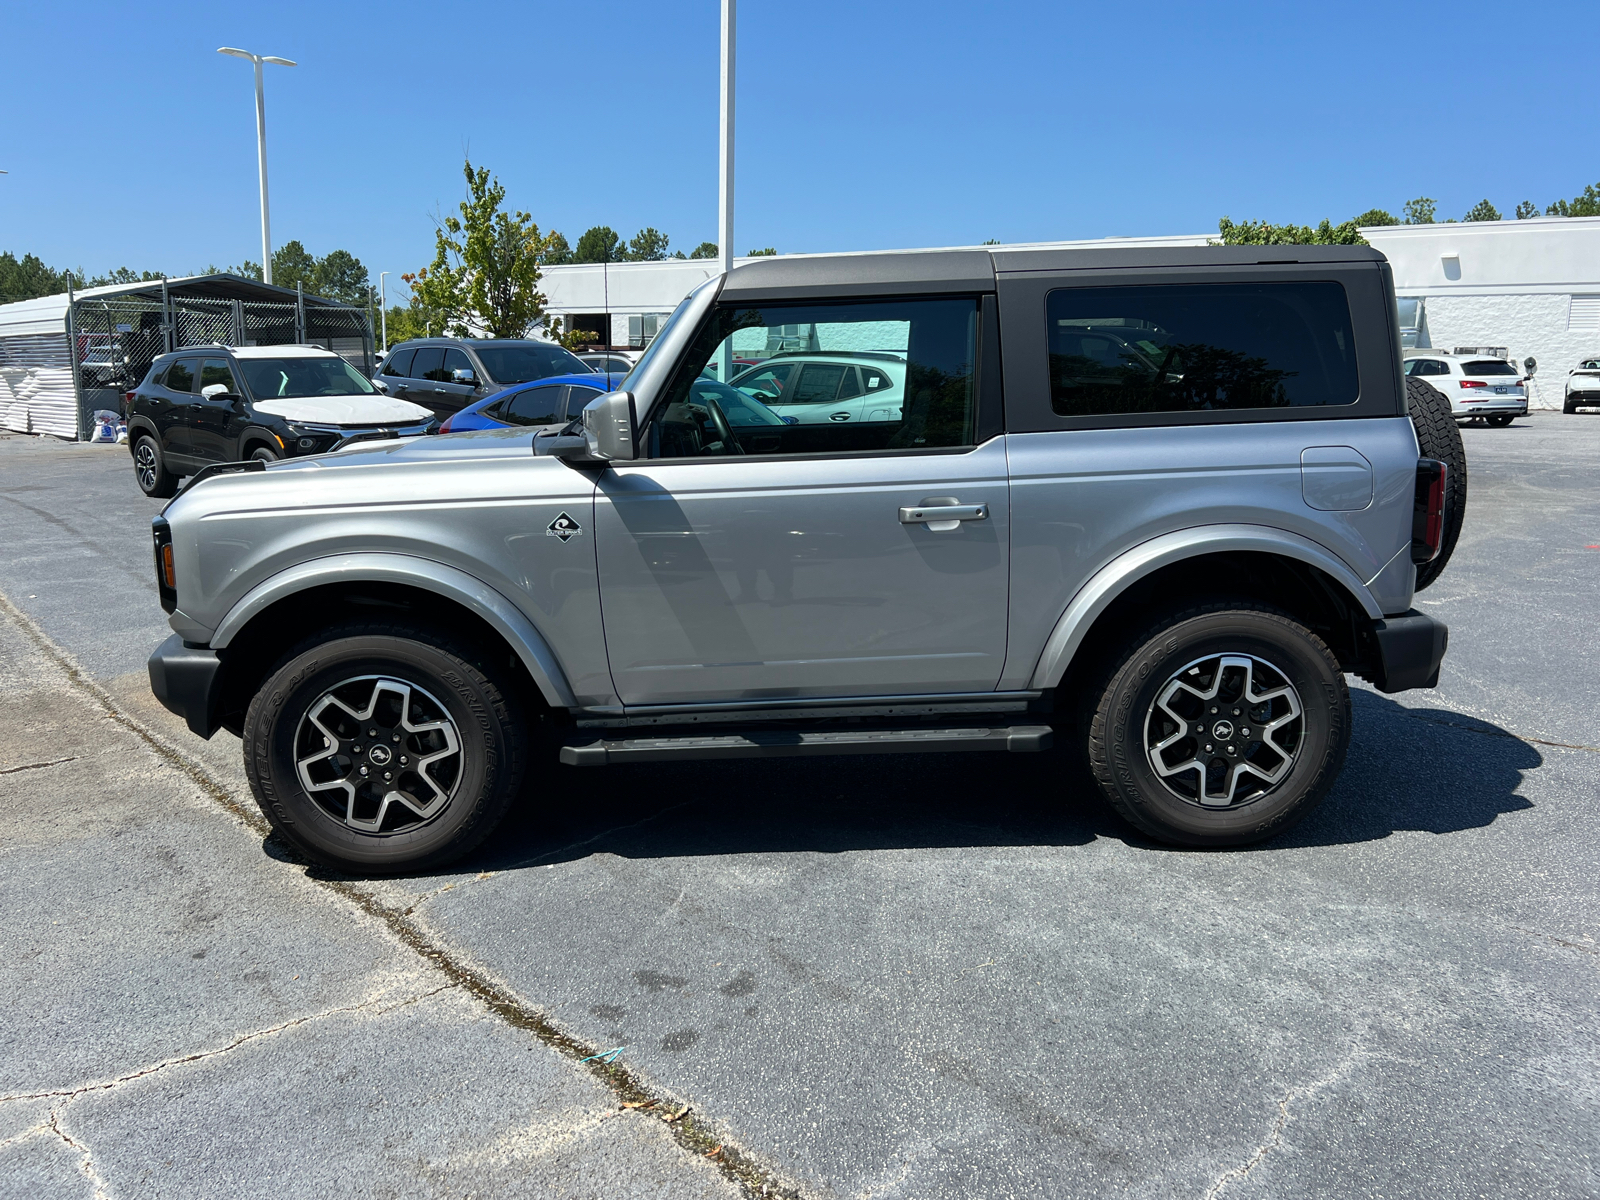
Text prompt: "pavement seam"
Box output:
[[0, 756, 79, 775], [1200, 1040, 1365, 1200], [0, 588, 804, 1200]]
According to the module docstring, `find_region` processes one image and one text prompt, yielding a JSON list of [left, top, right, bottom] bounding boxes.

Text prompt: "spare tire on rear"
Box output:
[[1407, 376, 1466, 590]]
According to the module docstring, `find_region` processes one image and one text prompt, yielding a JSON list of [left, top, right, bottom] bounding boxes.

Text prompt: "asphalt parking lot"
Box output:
[[2, 415, 1597, 1199]]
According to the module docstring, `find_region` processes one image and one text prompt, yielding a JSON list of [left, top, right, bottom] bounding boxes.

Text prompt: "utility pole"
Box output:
[[217, 48, 296, 285], [378, 271, 389, 352], [718, 0, 736, 380]]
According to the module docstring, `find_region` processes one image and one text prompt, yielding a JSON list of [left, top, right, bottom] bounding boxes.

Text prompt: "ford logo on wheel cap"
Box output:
[[1211, 720, 1235, 741], [368, 744, 393, 766]]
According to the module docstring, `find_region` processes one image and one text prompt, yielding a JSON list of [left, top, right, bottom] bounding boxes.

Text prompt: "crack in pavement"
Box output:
[[0, 756, 79, 775], [1200, 1041, 1365, 1200], [0, 588, 803, 1200], [45, 1109, 112, 1200], [0, 983, 460, 1107]]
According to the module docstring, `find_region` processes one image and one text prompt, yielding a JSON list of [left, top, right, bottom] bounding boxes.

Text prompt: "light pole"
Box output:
[[718, 0, 735, 379], [378, 271, 389, 351], [217, 47, 296, 285]]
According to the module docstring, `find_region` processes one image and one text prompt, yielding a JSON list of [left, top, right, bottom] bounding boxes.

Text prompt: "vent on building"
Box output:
[[1569, 295, 1600, 331]]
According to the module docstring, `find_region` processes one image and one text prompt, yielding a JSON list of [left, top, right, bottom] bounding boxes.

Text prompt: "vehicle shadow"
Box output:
[[444, 689, 1538, 873]]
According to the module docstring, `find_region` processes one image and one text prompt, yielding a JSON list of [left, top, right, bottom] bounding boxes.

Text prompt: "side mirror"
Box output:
[[452, 367, 476, 385], [533, 391, 637, 464], [582, 390, 637, 461], [201, 383, 234, 400], [372, 378, 389, 392]]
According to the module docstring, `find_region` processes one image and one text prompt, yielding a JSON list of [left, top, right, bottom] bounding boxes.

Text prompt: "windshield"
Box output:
[[471, 343, 590, 384], [1463, 360, 1518, 376], [240, 357, 377, 399]]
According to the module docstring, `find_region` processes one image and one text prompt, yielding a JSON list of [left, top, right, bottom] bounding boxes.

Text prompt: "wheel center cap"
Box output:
[[368, 744, 393, 766], [1211, 720, 1235, 741]]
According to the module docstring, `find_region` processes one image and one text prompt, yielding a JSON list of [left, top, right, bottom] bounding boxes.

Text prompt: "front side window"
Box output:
[[199, 359, 239, 395], [238, 357, 378, 399], [647, 297, 978, 458], [441, 348, 473, 380], [1047, 282, 1359, 416], [500, 384, 565, 425], [470, 342, 588, 384]]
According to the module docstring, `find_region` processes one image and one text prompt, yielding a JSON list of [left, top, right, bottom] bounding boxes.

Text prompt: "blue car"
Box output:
[[439, 372, 626, 433], [439, 372, 794, 436]]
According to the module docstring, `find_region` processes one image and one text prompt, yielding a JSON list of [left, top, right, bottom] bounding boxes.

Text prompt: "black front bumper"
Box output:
[[1367, 610, 1448, 693], [147, 634, 224, 738]]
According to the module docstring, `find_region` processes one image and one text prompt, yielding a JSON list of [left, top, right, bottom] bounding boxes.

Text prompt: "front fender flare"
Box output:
[[1027, 524, 1384, 690], [209, 552, 577, 708]]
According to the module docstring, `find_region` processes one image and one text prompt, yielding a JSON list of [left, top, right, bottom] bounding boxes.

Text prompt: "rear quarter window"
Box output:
[[1047, 282, 1359, 416]]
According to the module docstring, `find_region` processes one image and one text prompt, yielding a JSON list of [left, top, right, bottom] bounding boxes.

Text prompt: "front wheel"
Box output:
[[1088, 604, 1350, 847], [243, 625, 527, 873], [249, 446, 279, 463]]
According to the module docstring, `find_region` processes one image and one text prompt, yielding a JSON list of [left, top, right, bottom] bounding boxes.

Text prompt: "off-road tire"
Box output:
[[133, 434, 179, 499], [1407, 376, 1466, 590], [1087, 602, 1350, 847], [243, 623, 527, 874]]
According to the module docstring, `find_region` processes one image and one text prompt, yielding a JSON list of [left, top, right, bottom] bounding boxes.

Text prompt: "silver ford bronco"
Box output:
[[146, 245, 1462, 871]]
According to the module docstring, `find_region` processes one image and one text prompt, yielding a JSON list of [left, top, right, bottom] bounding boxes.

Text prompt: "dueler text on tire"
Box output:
[[1406, 376, 1466, 590], [1088, 603, 1350, 847], [242, 623, 527, 873]]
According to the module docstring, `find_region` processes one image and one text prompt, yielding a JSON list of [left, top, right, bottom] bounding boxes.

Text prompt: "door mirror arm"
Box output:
[[533, 391, 637, 466]]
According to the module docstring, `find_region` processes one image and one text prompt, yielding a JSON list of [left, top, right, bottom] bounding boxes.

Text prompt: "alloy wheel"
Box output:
[[293, 675, 463, 833], [1143, 653, 1304, 808], [135, 440, 158, 491]]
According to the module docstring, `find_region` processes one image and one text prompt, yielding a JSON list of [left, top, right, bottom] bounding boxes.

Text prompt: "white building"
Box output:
[[535, 235, 1214, 351], [1359, 216, 1600, 409]]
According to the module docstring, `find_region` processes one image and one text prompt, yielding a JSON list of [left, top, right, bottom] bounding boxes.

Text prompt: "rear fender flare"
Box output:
[[209, 552, 577, 708], [1027, 524, 1384, 690]]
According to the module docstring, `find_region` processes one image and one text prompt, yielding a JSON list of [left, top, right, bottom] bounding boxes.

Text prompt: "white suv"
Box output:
[[1403, 353, 1527, 426], [729, 352, 906, 425], [1564, 356, 1600, 414]]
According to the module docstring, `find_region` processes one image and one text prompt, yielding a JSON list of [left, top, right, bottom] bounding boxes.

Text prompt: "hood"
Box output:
[[251, 393, 434, 426]]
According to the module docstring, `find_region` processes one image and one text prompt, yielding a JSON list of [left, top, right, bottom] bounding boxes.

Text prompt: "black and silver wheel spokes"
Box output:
[[293, 676, 463, 834], [135, 442, 158, 491], [1143, 654, 1304, 809]]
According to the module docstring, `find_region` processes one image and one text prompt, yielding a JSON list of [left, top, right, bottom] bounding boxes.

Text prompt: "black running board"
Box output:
[[560, 724, 1053, 766]]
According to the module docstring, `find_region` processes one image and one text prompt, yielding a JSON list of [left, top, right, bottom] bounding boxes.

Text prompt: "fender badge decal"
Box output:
[[547, 512, 583, 541]]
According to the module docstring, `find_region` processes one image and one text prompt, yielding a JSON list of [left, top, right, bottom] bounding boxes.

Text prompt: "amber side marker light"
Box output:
[[160, 543, 176, 589]]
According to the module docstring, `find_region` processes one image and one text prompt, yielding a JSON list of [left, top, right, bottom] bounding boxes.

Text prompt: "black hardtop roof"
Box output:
[[719, 244, 1387, 300]]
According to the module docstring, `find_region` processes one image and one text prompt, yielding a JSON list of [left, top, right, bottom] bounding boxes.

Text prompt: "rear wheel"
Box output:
[[1487, 414, 1515, 427], [243, 624, 527, 873], [1407, 376, 1466, 590], [1088, 603, 1349, 847], [132, 434, 179, 498]]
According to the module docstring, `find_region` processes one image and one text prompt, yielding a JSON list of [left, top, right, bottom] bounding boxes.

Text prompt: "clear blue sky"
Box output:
[[3, 0, 1596, 296]]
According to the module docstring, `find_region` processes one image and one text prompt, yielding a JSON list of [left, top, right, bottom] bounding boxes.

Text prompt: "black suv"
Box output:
[[374, 338, 593, 417], [126, 345, 437, 498]]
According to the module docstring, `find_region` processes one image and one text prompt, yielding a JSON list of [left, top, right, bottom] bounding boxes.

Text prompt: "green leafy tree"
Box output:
[[574, 226, 624, 263], [1215, 218, 1365, 246], [688, 241, 718, 260], [1515, 201, 1539, 219], [1352, 209, 1397, 227], [627, 228, 671, 261], [86, 266, 165, 287], [409, 158, 552, 338], [1546, 183, 1600, 217], [541, 232, 572, 265], [747, 247, 777, 256], [1403, 197, 1436, 225], [1463, 199, 1501, 222], [312, 249, 371, 305]]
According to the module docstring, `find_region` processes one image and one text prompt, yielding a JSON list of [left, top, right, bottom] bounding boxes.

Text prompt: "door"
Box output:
[[189, 357, 245, 461], [406, 347, 446, 415], [154, 357, 201, 462], [595, 293, 1007, 706], [430, 347, 480, 415], [378, 347, 418, 401]]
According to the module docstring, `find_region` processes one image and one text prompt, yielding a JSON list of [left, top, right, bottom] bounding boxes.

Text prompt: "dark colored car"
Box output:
[[374, 338, 593, 418], [126, 345, 437, 498], [439, 373, 626, 433]]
